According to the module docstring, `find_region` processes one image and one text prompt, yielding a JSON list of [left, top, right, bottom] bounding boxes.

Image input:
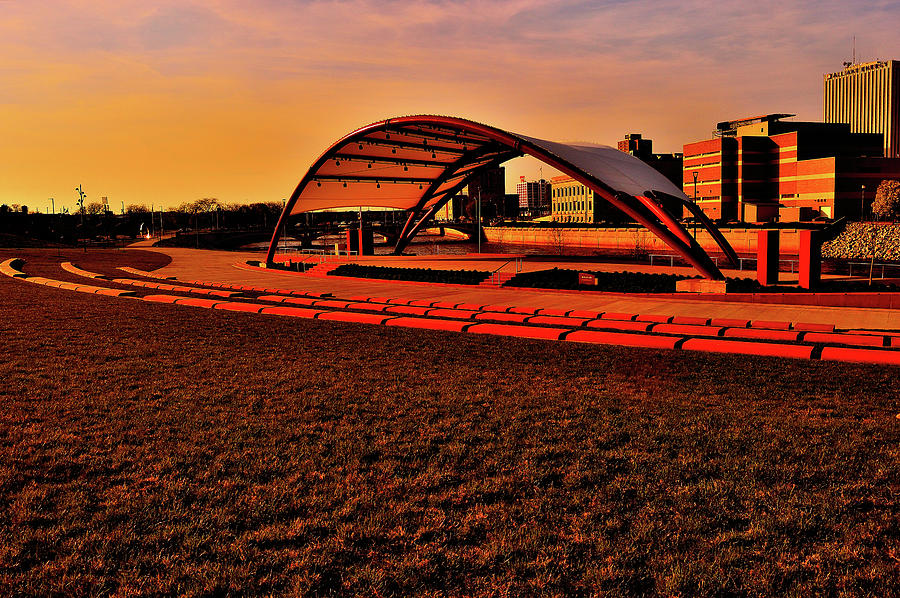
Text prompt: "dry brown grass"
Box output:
[[1, 249, 898, 596]]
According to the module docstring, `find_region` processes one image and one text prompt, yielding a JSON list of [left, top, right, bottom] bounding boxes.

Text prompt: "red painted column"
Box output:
[[798, 230, 821, 289], [345, 228, 359, 254], [756, 230, 779, 286], [358, 227, 374, 256]]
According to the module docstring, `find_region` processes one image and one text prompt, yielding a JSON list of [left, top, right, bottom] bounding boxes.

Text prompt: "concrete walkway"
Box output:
[[129, 246, 900, 331]]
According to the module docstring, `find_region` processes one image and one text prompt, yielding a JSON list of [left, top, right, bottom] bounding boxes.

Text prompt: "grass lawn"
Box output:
[[1, 250, 898, 596]]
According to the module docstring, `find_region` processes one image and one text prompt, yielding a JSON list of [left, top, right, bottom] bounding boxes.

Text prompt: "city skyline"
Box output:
[[2, 0, 900, 211]]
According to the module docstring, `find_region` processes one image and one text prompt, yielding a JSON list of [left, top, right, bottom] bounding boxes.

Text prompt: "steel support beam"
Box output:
[[392, 156, 509, 254], [676, 196, 740, 267], [267, 115, 731, 279]]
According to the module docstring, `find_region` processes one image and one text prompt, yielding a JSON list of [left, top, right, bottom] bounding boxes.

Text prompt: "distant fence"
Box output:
[[648, 253, 900, 279]]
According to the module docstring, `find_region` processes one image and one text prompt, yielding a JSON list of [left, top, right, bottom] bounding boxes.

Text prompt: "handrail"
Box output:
[[490, 257, 523, 275], [847, 261, 900, 279]]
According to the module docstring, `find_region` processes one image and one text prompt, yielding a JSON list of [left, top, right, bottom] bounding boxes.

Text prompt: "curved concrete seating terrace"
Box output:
[[6, 253, 900, 366], [3, 257, 136, 297]]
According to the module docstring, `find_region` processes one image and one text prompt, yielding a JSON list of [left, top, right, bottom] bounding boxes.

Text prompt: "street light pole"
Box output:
[[860, 184, 866, 221], [75, 185, 87, 253], [692, 171, 699, 238], [75, 185, 86, 225]]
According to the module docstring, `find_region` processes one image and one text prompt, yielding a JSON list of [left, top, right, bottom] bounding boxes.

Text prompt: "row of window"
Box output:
[[552, 200, 591, 212], [552, 185, 590, 198]]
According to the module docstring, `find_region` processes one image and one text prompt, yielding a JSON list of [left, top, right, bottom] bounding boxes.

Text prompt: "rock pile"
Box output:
[[821, 222, 900, 260]]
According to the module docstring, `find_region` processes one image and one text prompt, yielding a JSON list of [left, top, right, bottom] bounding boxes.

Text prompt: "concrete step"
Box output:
[[479, 272, 515, 287], [302, 262, 341, 277]]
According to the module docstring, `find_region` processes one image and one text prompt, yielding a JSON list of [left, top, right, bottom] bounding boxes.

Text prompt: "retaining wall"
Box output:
[[482, 226, 808, 255]]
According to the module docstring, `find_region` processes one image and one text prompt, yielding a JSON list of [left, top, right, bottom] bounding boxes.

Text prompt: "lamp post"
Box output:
[[692, 171, 699, 238], [860, 184, 866, 221], [75, 185, 86, 225], [75, 185, 87, 252]]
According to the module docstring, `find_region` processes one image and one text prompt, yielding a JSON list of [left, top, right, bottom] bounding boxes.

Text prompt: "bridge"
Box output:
[[281, 220, 480, 248]]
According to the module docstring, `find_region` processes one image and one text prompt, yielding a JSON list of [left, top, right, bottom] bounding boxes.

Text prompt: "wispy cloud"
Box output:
[[1, 0, 899, 207]]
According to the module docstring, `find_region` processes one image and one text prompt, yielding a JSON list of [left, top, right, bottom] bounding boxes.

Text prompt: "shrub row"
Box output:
[[503, 268, 900, 293], [331, 264, 490, 285], [503, 268, 692, 293]]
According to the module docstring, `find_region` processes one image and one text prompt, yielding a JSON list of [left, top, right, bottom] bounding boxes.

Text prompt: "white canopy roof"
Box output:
[[287, 116, 688, 215]]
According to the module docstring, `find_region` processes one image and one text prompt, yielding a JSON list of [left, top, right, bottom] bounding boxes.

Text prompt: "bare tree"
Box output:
[[126, 204, 150, 214], [193, 197, 220, 212], [549, 224, 565, 255]]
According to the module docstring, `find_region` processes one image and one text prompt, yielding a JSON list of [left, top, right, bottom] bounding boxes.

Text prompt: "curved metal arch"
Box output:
[[394, 144, 517, 248], [266, 115, 726, 279]]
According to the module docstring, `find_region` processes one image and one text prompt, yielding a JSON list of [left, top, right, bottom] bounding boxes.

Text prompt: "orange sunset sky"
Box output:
[[2, 0, 899, 212]]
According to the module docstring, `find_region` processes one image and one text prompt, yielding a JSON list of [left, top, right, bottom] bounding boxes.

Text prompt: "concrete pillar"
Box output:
[[358, 227, 374, 256], [798, 230, 821, 289], [756, 229, 779, 286], [345, 228, 359, 254]]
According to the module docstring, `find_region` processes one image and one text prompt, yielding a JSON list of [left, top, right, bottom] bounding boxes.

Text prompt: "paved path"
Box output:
[[130, 246, 900, 331]]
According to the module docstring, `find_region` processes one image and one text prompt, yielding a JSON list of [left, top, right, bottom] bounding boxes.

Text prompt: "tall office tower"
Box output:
[[516, 177, 551, 218], [824, 60, 900, 158]]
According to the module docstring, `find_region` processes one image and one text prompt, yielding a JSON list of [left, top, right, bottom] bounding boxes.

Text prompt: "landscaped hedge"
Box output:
[[503, 268, 691, 293], [502, 267, 900, 293], [331, 264, 490, 285]]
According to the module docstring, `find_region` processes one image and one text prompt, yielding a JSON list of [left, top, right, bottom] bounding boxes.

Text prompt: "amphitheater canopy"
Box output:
[[284, 117, 687, 214], [268, 115, 734, 279]]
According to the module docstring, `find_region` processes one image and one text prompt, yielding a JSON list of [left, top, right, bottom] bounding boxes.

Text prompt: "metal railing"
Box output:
[[483, 257, 523, 285], [649, 254, 722, 267], [648, 253, 800, 273], [648, 253, 676, 267], [276, 246, 361, 272], [847, 261, 900, 279]]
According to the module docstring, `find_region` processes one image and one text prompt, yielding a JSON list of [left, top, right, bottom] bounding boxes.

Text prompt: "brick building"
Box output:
[[682, 114, 900, 222], [516, 177, 551, 218]]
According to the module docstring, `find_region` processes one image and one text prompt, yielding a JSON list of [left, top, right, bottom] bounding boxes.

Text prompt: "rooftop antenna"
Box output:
[[852, 34, 856, 64]]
